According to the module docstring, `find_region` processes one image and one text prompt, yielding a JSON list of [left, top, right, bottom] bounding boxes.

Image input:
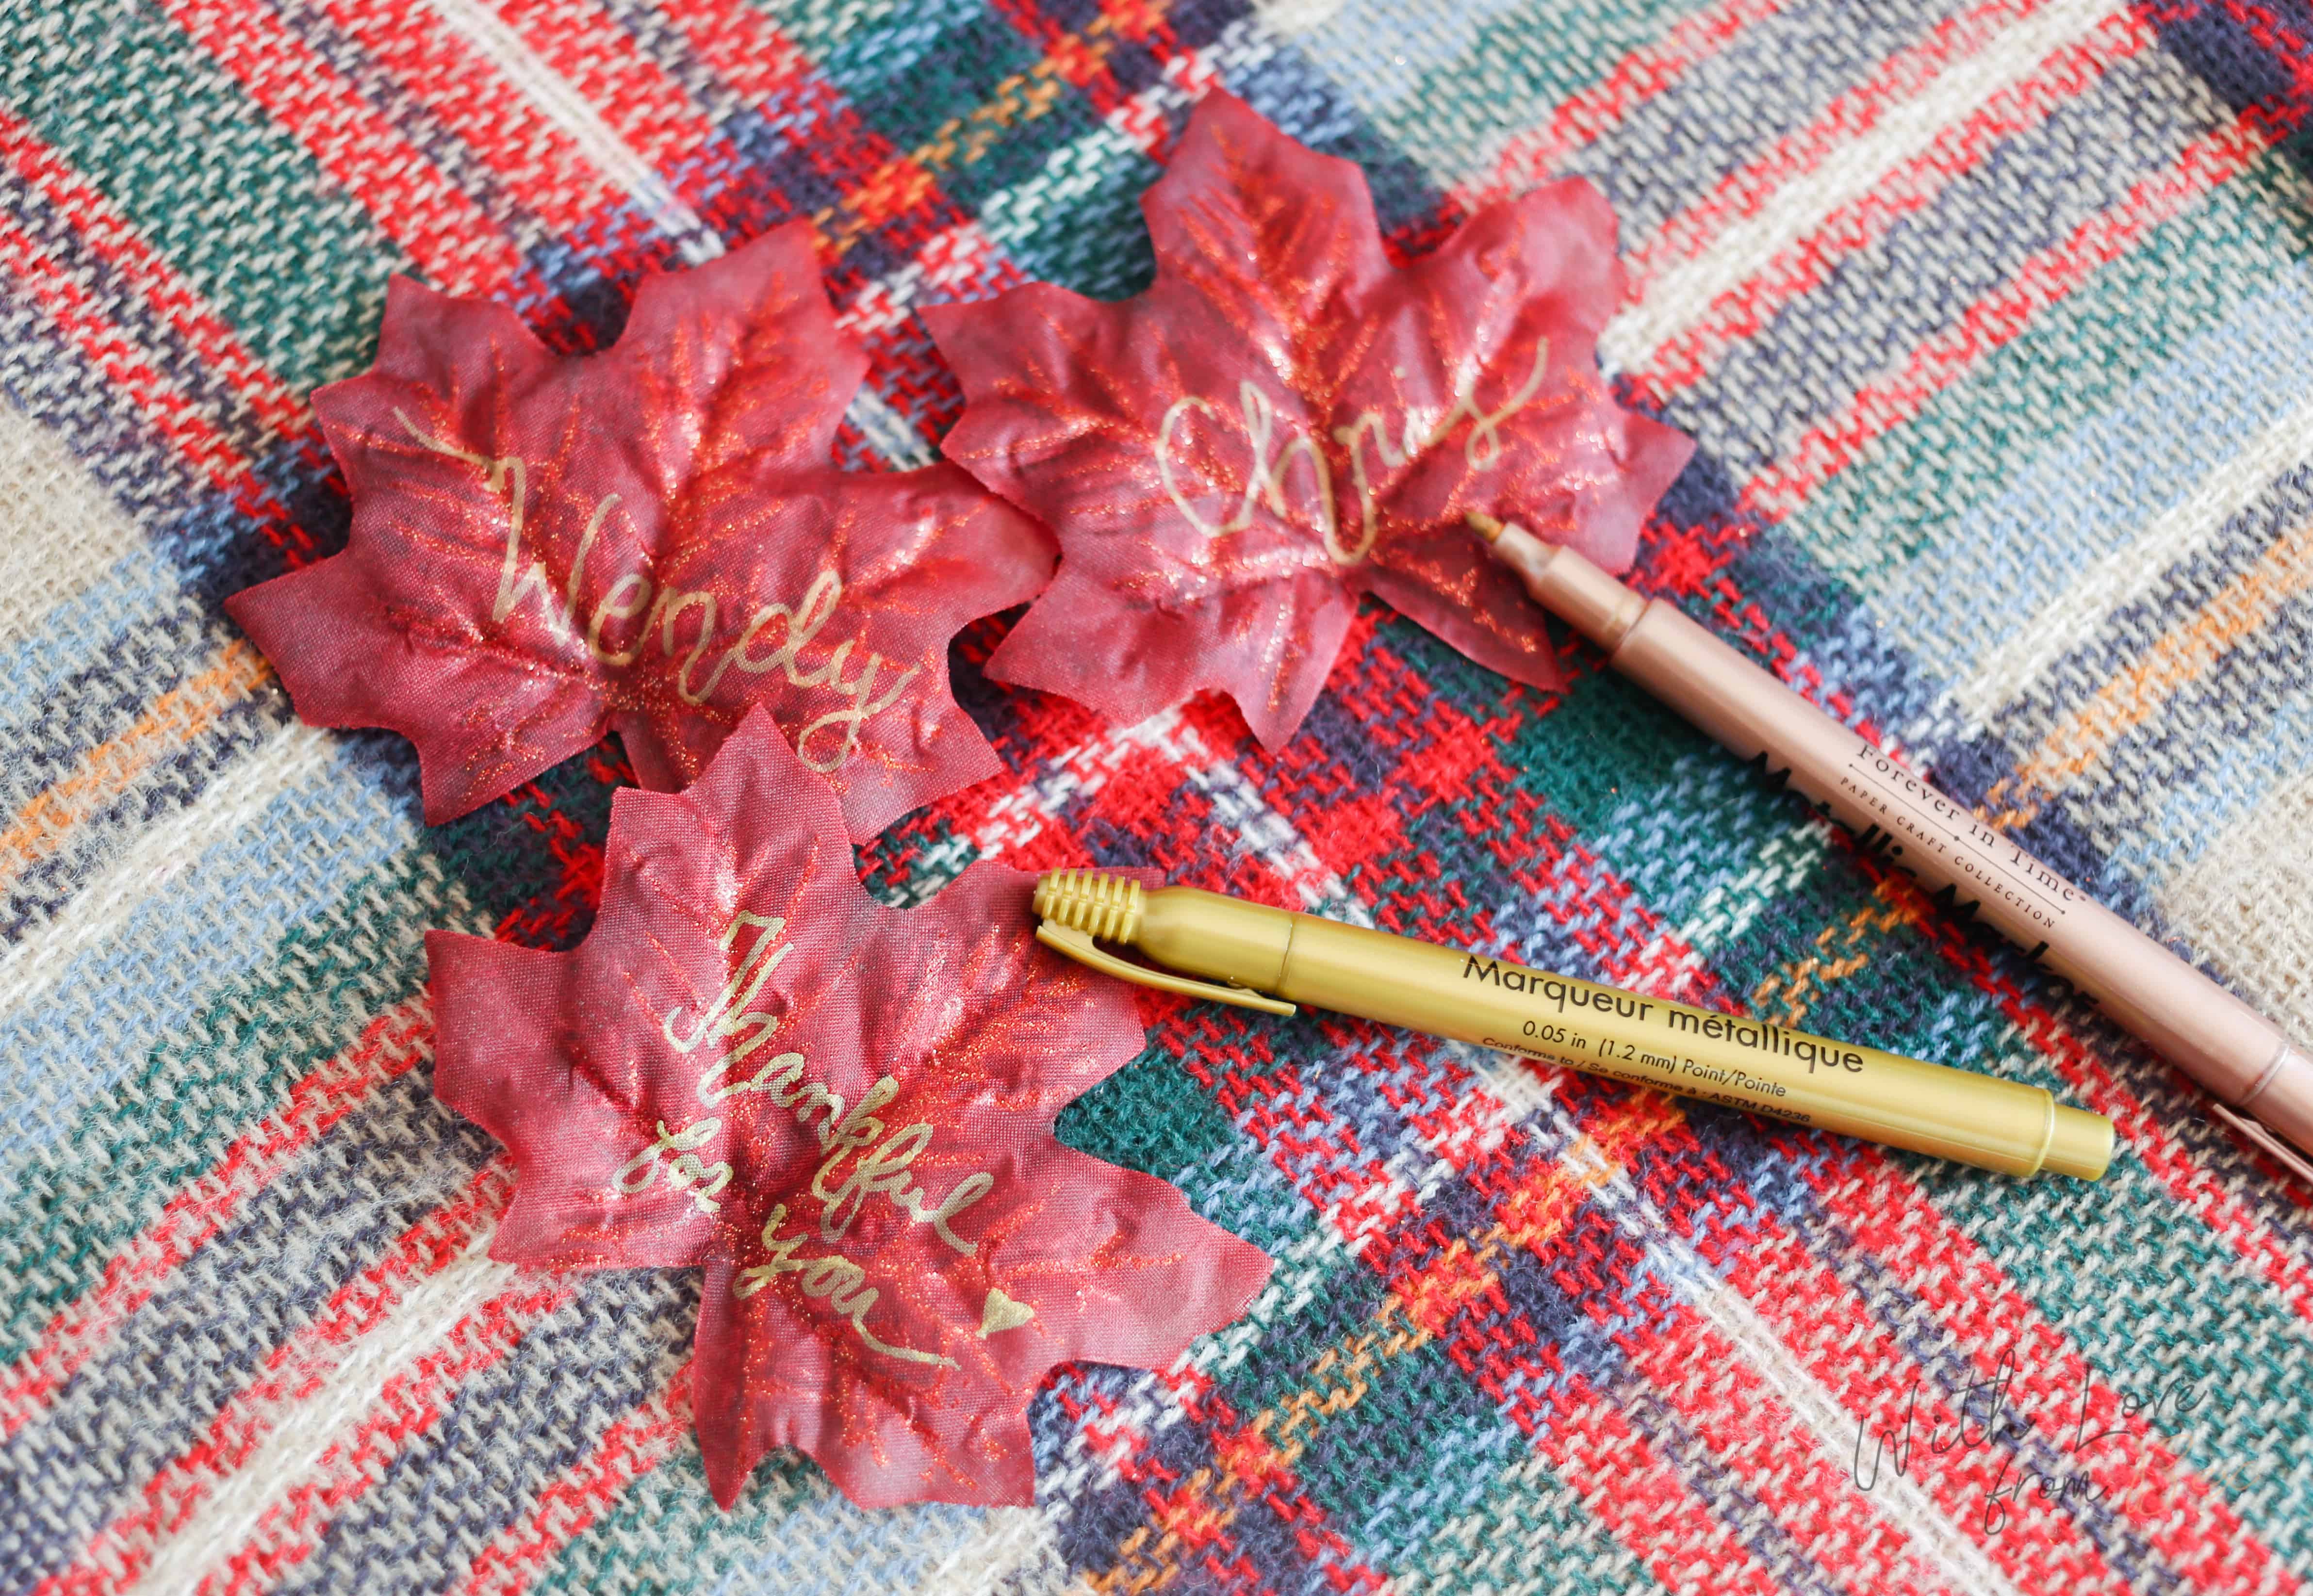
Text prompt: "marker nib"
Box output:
[[1466, 510, 1507, 543]]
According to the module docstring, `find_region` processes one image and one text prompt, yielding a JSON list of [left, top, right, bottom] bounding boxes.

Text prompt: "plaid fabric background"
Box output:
[[3, 0, 2312, 1591]]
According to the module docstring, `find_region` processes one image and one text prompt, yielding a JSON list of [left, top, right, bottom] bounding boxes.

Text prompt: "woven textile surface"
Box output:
[[3, 0, 2313, 1591]]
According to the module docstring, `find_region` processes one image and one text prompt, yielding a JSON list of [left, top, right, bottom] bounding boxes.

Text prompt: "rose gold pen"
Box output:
[[1469, 510, 2313, 1186]]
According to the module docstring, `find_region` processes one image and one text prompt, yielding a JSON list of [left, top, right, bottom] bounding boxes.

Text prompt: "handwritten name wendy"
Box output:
[[395, 410, 919, 773], [1154, 339, 1568, 564], [611, 909, 994, 1369]]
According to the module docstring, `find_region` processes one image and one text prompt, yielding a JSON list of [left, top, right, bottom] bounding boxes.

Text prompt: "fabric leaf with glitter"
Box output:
[[925, 92, 1693, 746], [427, 709, 1272, 1509], [226, 223, 1051, 842]]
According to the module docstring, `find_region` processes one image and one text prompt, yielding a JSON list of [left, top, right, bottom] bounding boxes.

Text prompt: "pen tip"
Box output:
[[1465, 510, 1507, 543]]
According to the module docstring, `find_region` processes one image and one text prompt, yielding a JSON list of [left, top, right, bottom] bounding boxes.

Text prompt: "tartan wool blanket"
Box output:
[[4, 0, 2313, 1592]]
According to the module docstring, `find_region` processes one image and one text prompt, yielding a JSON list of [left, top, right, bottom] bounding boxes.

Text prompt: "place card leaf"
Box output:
[[227, 222, 1050, 841], [427, 709, 1273, 1509], [925, 92, 1691, 746]]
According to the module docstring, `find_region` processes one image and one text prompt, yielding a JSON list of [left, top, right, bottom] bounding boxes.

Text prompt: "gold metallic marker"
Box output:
[[1034, 870, 2112, 1180]]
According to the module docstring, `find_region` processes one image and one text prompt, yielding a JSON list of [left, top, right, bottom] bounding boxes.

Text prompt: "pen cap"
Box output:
[[2044, 1104, 2115, 1180], [1034, 872, 1294, 993]]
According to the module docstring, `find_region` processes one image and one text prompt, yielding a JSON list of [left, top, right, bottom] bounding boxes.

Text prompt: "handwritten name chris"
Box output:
[[1154, 340, 1566, 564], [397, 410, 919, 772]]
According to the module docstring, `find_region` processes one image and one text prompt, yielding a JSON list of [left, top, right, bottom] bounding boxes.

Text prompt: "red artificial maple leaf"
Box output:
[[427, 708, 1272, 1508], [227, 223, 1051, 842], [925, 92, 1693, 747]]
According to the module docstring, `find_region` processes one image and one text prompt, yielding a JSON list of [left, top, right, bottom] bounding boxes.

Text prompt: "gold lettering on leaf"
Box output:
[[611, 1118, 732, 1214], [733, 1204, 958, 1368], [606, 906, 1011, 1368], [394, 411, 919, 771], [979, 1287, 1036, 1337], [1153, 339, 1564, 565]]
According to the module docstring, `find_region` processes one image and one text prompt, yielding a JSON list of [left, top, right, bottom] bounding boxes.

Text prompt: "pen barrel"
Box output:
[[1271, 915, 2107, 1178], [1125, 886, 2108, 1178], [1612, 602, 2297, 1111]]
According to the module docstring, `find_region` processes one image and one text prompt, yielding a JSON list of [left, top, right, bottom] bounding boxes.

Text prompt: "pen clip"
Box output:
[[1034, 921, 1297, 1017], [2209, 1101, 2313, 1188]]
